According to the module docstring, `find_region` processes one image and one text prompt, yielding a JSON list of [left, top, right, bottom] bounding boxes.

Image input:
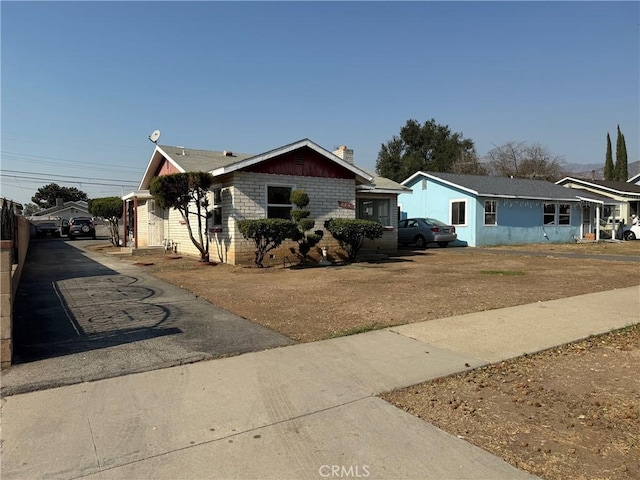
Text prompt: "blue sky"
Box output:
[[2, 1, 638, 206]]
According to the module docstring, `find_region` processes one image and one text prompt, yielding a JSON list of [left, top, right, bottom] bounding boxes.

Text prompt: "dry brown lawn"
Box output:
[[92, 241, 639, 480], [104, 241, 640, 342]]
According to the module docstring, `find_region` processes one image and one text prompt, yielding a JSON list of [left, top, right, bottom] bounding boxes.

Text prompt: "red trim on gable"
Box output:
[[244, 147, 353, 179], [154, 158, 180, 177]]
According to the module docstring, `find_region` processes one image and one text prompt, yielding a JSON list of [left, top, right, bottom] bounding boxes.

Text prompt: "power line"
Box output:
[[1, 174, 139, 188], [0, 150, 143, 173], [1, 169, 139, 184]]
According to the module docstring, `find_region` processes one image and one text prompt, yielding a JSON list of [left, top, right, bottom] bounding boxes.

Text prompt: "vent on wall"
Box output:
[[295, 155, 305, 165]]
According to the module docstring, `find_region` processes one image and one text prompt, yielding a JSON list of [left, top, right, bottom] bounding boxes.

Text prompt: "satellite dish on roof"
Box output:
[[148, 130, 161, 144]]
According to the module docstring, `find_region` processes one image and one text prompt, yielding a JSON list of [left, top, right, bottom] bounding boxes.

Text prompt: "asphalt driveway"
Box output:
[[3, 238, 293, 396]]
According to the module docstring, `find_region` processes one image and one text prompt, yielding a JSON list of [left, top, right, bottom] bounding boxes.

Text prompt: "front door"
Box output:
[[148, 199, 165, 246], [581, 205, 591, 238]]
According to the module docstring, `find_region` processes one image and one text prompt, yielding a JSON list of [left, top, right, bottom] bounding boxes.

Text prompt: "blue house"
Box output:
[[399, 172, 606, 246]]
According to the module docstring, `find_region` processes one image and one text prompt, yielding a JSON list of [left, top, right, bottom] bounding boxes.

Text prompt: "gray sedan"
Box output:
[[398, 218, 457, 248]]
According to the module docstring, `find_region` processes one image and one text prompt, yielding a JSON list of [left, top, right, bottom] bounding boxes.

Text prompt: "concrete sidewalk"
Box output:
[[2, 285, 638, 480]]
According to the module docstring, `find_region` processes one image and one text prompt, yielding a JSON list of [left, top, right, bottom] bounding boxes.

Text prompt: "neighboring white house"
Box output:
[[555, 178, 640, 231], [123, 138, 409, 265], [32, 200, 90, 222]]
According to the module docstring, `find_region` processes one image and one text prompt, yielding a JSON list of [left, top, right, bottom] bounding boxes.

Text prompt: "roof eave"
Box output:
[[138, 146, 186, 190], [557, 177, 640, 197]]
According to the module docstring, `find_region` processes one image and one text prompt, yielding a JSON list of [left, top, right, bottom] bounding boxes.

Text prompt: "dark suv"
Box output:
[[68, 217, 96, 240]]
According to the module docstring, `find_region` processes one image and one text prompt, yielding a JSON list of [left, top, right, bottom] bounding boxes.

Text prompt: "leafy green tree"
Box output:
[[614, 125, 628, 181], [23, 203, 41, 216], [89, 197, 123, 246], [324, 218, 384, 263], [150, 172, 214, 262], [289, 189, 323, 264], [237, 218, 298, 268], [375, 118, 476, 183], [32, 183, 88, 209], [604, 133, 614, 181]]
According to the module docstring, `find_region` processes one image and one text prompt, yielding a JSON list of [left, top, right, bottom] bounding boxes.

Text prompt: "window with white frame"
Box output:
[[211, 188, 222, 226], [357, 198, 390, 225], [267, 185, 293, 219], [484, 200, 497, 225], [543, 203, 556, 225], [543, 203, 571, 225], [450, 200, 466, 225], [558, 204, 571, 225]]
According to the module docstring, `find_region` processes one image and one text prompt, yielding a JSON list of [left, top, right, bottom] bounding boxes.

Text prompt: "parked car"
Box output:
[[68, 216, 96, 240], [35, 222, 60, 238], [622, 224, 640, 241], [398, 218, 457, 248]]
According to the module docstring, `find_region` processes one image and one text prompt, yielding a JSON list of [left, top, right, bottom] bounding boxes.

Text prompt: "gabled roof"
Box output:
[[628, 172, 640, 184], [34, 201, 89, 216], [138, 145, 254, 189], [211, 138, 373, 183], [403, 171, 588, 202], [139, 138, 374, 190], [556, 177, 640, 198]]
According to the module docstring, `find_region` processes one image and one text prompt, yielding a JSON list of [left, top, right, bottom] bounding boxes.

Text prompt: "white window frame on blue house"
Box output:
[[543, 202, 571, 226], [484, 199, 497, 226], [450, 199, 467, 226]]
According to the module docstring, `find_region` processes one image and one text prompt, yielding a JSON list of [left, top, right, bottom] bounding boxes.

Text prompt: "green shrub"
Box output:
[[324, 218, 384, 263], [237, 218, 298, 267], [289, 189, 323, 264], [89, 196, 123, 246]]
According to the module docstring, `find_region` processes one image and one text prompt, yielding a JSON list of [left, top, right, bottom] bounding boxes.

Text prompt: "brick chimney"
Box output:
[[333, 145, 354, 164]]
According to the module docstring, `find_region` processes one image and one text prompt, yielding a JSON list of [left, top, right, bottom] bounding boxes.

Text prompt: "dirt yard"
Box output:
[[383, 324, 640, 480], [92, 241, 639, 479], [105, 242, 640, 343]]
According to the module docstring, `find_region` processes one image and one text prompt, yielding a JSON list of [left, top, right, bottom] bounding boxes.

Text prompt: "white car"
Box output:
[[622, 224, 640, 241]]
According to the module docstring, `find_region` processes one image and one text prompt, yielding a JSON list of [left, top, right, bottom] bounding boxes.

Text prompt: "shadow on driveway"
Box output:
[[5, 239, 294, 396]]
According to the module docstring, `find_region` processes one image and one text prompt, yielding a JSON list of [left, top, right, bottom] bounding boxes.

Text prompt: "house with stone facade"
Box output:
[[123, 138, 409, 265]]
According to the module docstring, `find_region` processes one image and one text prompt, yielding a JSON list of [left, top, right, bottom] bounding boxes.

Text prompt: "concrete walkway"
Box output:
[[2, 285, 638, 480]]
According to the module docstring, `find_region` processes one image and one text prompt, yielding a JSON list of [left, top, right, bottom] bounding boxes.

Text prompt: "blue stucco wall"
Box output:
[[474, 197, 581, 246], [399, 175, 582, 246]]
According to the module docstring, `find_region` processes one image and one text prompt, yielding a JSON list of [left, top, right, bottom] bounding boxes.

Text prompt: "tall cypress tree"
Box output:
[[604, 132, 614, 180], [614, 125, 628, 181], [618, 129, 628, 181]]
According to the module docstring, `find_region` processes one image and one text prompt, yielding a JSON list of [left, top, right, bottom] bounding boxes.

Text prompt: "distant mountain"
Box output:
[[562, 160, 640, 181]]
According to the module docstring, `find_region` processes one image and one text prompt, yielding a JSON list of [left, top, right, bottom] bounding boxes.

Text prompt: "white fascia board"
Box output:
[[356, 186, 412, 194], [575, 196, 604, 205], [211, 138, 374, 183], [138, 146, 186, 190], [481, 194, 582, 202], [122, 190, 152, 201], [557, 177, 640, 197], [427, 173, 479, 196], [401, 171, 480, 195], [400, 171, 428, 186]]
